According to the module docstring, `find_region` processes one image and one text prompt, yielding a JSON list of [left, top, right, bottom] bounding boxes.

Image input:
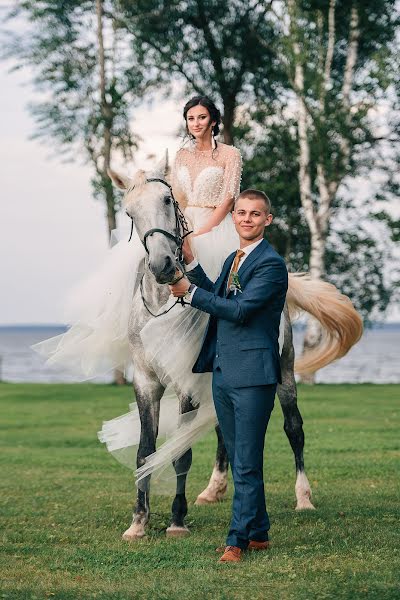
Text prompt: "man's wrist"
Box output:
[[184, 283, 196, 296], [184, 283, 197, 303]]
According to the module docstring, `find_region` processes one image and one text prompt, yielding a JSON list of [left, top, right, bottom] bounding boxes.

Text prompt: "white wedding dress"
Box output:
[[34, 143, 243, 489]]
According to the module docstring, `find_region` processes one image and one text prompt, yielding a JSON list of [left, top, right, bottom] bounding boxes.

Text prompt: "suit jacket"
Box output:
[[187, 239, 288, 388]]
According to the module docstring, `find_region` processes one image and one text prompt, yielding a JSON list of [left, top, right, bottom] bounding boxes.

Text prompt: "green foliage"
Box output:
[[326, 227, 395, 321], [242, 0, 400, 320], [237, 105, 311, 271], [116, 0, 284, 140], [281, 0, 399, 188], [2, 0, 143, 222], [1, 383, 399, 599], [238, 103, 396, 320]]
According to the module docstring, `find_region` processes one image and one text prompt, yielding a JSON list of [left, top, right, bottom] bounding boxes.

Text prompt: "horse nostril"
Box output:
[[165, 256, 173, 269]]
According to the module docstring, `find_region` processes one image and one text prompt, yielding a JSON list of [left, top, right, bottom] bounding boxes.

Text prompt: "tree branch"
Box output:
[[195, 0, 226, 88], [337, 6, 360, 178], [288, 0, 319, 241], [321, 0, 336, 107], [342, 5, 360, 109]]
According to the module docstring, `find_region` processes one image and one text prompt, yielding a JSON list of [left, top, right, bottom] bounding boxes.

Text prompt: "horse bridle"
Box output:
[[125, 177, 193, 316]]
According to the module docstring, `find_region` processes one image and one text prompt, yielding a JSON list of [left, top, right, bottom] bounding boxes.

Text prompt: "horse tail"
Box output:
[[286, 273, 363, 375]]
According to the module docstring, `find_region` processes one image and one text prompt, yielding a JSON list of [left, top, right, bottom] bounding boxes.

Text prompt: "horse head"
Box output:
[[108, 156, 182, 285]]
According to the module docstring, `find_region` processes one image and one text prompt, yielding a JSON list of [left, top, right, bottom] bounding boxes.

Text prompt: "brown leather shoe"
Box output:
[[248, 540, 271, 551], [219, 545, 242, 562]]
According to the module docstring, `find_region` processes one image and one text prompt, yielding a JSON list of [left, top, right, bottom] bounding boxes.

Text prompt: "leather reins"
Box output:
[[126, 177, 192, 317]]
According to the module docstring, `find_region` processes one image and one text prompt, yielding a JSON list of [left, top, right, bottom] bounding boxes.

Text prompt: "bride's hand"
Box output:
[[193, 228, 209, 237], [182, 236, 195, 264]]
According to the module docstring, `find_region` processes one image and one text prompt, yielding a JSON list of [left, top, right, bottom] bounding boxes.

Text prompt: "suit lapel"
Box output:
[[237, 239, 268, 280], [215, 252, 236, 295], [213, 239, 268, 297]]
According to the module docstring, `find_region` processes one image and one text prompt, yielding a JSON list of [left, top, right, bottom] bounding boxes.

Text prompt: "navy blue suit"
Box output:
[[188, 239, 288, 548]]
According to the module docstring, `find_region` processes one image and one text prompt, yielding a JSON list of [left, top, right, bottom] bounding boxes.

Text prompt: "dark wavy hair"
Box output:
[[183, 96, 221, 139]]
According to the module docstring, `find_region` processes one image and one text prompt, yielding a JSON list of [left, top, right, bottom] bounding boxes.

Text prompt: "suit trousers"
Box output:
[[212, 364, 276, 550]]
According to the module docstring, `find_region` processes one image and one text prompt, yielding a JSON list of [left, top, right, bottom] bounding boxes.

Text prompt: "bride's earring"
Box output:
[[211, 126, 217, 150]]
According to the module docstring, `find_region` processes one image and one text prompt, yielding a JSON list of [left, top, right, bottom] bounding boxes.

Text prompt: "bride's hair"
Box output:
[[183, 95, 221, 138]]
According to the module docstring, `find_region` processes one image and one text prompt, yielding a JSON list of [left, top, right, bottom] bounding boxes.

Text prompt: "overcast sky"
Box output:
[[1, 56, 399, 324], [0, 59, 184, 325]]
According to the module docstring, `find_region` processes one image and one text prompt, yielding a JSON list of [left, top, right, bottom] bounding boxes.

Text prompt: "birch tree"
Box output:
[[3, 0, 145, 383], [237, 99, 397, 325], [4, 0, 142, 235], [281, 0, 399, 380]]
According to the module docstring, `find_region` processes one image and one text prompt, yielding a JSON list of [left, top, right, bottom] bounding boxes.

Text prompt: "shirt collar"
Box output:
[[241, 238, 264, 257]]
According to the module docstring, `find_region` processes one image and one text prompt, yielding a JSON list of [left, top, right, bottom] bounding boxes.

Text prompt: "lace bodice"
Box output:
[[172, 143, 242, 208]]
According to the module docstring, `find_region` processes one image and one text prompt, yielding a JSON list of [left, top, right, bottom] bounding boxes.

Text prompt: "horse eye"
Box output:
[[164, 196, 171, 205]]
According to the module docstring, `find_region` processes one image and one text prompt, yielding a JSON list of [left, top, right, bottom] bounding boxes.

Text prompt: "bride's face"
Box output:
[[186, 105, 215, 140]]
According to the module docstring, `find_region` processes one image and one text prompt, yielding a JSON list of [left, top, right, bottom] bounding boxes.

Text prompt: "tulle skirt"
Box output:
[[33, 225, 146, 378], [34, 207, 240, 490]]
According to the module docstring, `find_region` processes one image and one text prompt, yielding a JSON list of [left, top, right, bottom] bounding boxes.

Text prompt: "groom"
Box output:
[[169, 189, 288, 562]]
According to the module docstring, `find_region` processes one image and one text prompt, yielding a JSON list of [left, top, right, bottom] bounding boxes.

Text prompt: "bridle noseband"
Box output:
[[125, 177, 193, 316]]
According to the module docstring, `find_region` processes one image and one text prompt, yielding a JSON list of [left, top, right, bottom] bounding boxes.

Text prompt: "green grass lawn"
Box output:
[[0, 383, 399, 600]]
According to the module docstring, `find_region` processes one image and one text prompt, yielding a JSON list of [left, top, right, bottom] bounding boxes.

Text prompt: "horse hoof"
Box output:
[[194, 494, 220, 505], [295, 498, 316, 510], [195, 486, 227, 505], [295, 472, 315, 510], [195, 469, 228, 505], [166, 525, 190, 538], [122, 524, 147, 541]]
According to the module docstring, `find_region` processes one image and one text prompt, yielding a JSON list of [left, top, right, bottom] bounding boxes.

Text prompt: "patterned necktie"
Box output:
[[227, 249, 245, 291]]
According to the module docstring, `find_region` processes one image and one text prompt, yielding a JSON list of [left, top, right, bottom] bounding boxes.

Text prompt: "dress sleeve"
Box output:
[[220, 147, 242, 203], [171, 150, 188, 209]]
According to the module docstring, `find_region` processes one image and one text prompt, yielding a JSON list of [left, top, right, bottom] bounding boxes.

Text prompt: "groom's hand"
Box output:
[[169, 277, 191, 297]]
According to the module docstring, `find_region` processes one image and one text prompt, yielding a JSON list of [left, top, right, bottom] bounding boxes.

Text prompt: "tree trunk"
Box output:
[[289, 0, 331, 383], [106, 188, 117, 234], [301, 5, 359, 383], [96, 0, 125, 385], [113, 369, 127, 386], [222, 100, 235, 145]]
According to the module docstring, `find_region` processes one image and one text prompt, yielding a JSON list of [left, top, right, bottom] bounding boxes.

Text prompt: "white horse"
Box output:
[[108, 159, 363, 540]]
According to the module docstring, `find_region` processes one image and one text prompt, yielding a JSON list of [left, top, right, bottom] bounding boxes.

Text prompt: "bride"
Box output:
[[138, 96, 242, 396], [34, 95, 243, 483]]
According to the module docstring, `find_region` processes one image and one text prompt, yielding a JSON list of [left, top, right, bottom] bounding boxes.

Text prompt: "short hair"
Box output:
[[235, 189, 272, 214]]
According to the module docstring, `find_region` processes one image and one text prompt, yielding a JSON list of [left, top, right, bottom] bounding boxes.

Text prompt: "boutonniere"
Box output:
[[229, 272, 242, 295]]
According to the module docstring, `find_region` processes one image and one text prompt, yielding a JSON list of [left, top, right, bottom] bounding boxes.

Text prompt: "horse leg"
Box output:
[[195, 424, 229, 505], [122, 370, 164, 541], [278, 305, 315, 510], [166, 394, 196, 537]]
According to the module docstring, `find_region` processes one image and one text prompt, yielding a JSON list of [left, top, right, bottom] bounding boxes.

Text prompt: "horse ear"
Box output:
[[151, 150, 171, 182], [108, 168, 131, 190]]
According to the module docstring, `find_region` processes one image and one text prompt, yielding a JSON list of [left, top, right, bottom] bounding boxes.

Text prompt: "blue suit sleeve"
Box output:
[[186, 264, 215, 291], [191, 258, 288, 324], [187, 252, 235, 292]]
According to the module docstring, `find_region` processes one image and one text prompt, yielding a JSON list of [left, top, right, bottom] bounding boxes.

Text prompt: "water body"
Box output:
[[0, 324, 399, 384]]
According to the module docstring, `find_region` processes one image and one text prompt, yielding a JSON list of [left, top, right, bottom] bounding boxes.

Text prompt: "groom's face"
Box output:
[[232, 197, 273, 244]]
